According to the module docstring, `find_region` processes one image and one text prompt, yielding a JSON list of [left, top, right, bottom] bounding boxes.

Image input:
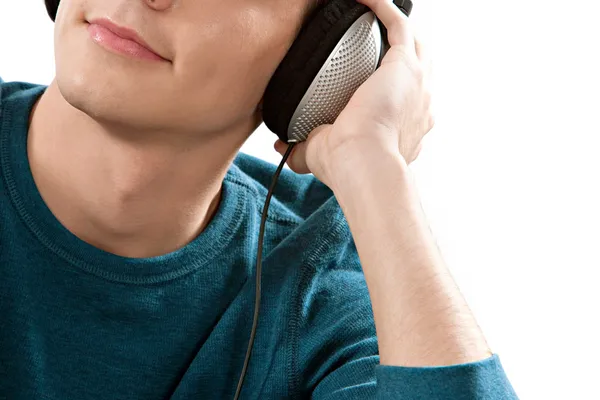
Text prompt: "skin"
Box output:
[[30, 0, 492, 367], [29, 0, 315, 257]]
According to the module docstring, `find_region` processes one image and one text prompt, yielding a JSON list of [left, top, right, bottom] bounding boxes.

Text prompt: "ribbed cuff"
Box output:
[[375, 353, 519, 399]]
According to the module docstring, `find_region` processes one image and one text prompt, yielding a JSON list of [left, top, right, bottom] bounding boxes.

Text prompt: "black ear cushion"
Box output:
[[262, 0, 371, 143]]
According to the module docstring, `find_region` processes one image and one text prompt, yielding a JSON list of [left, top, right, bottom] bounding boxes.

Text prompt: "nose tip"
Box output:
[[144, 0, 176, 11]]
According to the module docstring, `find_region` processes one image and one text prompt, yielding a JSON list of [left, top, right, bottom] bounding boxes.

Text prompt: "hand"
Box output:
[[274, 0, 434, 189]]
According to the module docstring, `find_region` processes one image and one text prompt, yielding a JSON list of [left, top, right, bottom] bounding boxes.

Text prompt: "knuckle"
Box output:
[[428, 113, 436, 129]]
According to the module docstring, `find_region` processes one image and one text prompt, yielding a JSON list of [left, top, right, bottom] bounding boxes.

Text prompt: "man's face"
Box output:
[[53, 0, 313, 136]]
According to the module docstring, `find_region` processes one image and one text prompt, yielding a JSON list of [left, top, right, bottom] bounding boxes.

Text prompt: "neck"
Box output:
[[27, 80, 260, 258]]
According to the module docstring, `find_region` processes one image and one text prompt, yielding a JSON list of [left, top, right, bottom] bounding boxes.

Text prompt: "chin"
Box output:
[[55, 60, 174, 132], [57, 70, 126, 123], [53, 25, 173, 130]]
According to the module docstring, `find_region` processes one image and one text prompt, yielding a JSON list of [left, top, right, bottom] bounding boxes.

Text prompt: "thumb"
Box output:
[[274, 139, 310, 174], [273, 124, 331, 175]]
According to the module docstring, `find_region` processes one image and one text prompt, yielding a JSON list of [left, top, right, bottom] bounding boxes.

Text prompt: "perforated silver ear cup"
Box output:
[[287, 12, 382, 142]]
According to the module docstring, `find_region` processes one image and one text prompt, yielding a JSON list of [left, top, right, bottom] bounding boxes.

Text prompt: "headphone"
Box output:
[[44, 0, 412, 144]]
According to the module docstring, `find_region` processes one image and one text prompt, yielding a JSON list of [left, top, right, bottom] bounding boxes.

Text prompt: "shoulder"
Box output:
[[228, 150, 360, 263], [227, 153, 376, 392], [0, 77, 44, 107], [0, 77, 46, 135], [0, 77, 46, 153], [228, 151, 359, 266], [227, 153, 370, 321], [229, 151, 340, 224], [1, 76, 46, 175], [227, 151, 364, 286]]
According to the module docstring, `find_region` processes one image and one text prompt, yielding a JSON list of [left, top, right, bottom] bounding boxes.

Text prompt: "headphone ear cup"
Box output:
[[262, 0, 412, 143], [262, 0, 374, 143]]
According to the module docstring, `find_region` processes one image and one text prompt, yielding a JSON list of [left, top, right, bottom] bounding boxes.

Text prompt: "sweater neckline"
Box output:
[[0, 83, 248, 285]]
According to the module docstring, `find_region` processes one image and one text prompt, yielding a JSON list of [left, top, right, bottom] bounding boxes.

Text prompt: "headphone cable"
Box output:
[[233, 142, 297, 400]]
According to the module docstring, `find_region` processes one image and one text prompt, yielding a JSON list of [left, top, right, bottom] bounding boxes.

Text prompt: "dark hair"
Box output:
[[45, 0, 60, 22]]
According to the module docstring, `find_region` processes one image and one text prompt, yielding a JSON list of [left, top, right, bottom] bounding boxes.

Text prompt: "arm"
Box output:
[[330, 149, 492, 368], [294, 201, 517, 399], [275, 0, 494, 371], [274, 0, 518, 396]]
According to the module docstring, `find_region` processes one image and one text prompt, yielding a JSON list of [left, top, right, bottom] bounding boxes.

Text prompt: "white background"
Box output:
[[1, 1, 599, 399]]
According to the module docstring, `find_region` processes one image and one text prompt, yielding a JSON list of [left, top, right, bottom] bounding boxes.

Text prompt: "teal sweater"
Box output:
[[0, 78, 518, 399]]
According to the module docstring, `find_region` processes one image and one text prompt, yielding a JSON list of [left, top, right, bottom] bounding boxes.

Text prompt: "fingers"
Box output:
[[414, 35, 423, 60], [274, 140, 311, 174], [408, 141, 422, 164], [358, 0, 415, 53], [414, 34, 434, 112], [274, 124, 332, 175], [414, 34, 432, 75]]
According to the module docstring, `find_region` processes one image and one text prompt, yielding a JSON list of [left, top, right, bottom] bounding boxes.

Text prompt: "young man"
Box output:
[[0, 0, 517, 398]]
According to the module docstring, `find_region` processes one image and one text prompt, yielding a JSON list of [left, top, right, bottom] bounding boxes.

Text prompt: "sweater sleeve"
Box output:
[[296, 236, 519, 399], [375, 354, 518, 399]]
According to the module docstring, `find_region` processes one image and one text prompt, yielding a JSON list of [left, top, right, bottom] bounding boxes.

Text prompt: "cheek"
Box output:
[[172, 12, 297, 116], [165, 8, 302, 133]]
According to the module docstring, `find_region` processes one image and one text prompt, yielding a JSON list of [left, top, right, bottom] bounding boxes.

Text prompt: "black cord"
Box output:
[[233, 142, 297, 400]]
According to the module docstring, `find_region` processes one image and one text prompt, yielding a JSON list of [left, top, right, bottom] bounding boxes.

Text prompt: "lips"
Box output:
[[87, 18, 169, 62]]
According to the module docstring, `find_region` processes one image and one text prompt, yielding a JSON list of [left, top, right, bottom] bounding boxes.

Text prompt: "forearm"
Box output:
[[330, 148, 492, 367]]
